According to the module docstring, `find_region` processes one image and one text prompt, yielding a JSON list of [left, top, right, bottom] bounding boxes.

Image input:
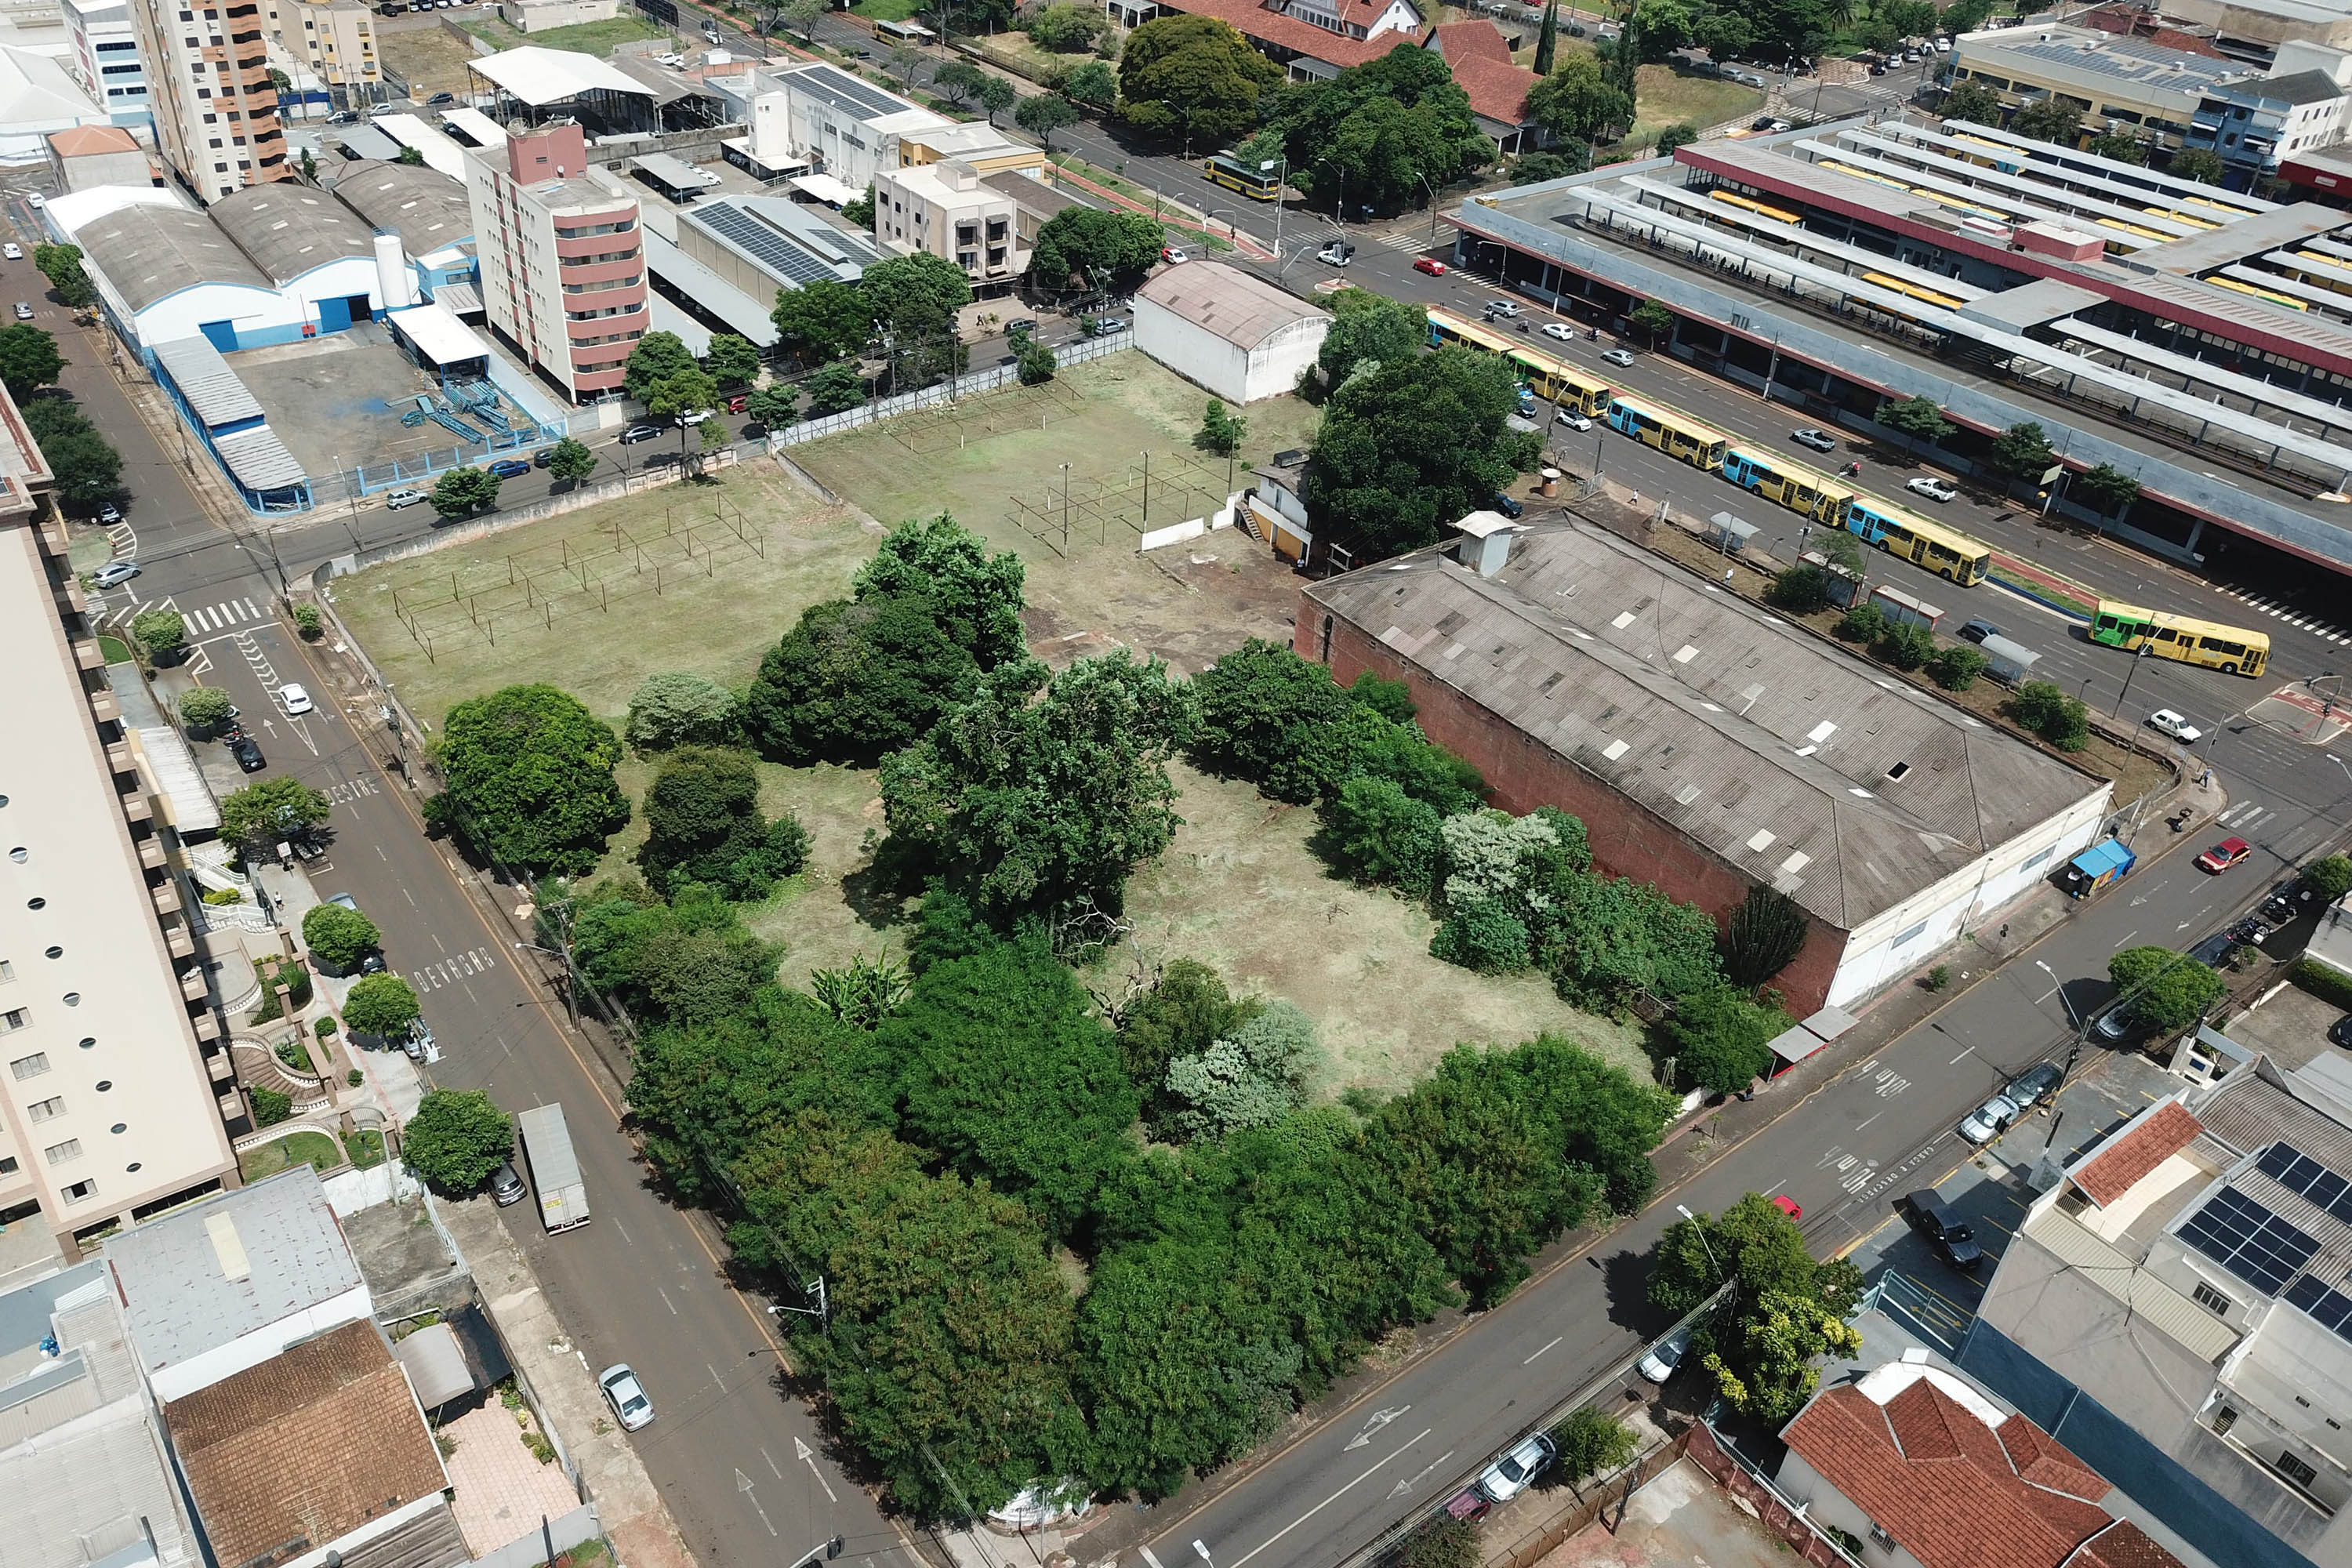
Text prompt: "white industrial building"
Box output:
[[209, 183, 382, 334], [750, 63, 949, 196], [71, 198, 307, 349], [1134, 261, 1332, 404]]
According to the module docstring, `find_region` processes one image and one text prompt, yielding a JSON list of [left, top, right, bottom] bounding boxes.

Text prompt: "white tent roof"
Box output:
[[470, 45, 655, 107], [790, 172, 860, 206], [387, 300, 490, 365], [439, 105, 508, 149], [371, 113, 470, 182], [45, 182, 188, 238]]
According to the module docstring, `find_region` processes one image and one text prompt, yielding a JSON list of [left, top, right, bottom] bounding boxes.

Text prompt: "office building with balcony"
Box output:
[[268, 0, 377, 107], [127, 0, 289, 201], [463, 118, 646, 401], [0, 387, 239, 1276], [873, 158, 1023, 286]]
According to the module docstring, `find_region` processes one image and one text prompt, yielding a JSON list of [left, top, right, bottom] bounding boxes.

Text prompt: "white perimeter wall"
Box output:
[[1134, 295, 1248, 403]]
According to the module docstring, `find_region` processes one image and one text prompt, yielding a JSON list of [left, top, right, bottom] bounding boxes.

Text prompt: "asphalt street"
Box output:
[[2, 280, 907, 1568]]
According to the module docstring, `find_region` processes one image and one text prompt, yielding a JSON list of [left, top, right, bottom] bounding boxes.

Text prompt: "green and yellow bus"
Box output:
[[2089, 601, 2270, 677], [1424, 310, 1616, 417], [1606, 392, 1729, 471]]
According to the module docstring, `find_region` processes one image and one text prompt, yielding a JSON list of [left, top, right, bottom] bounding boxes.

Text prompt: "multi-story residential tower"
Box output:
[[463, 120, 646, 401], [127, 0, 289, 200]]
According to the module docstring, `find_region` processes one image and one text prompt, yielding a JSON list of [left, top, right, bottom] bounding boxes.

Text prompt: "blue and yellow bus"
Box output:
[[1722, 445, 1856, 525], [1845, 495, 1993, 584], [1606, 392, 1729, 471]]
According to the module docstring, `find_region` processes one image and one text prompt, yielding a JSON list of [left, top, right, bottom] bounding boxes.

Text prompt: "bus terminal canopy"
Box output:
[[469, 46, 655, 107]]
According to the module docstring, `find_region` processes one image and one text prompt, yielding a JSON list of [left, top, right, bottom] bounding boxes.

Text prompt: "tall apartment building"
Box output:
[[61, 0, 151, 125], [463, 121, 646, 401], [267, 0, 377, 107], [127, 0, 289, 201], [0, 386, 238, 1271]]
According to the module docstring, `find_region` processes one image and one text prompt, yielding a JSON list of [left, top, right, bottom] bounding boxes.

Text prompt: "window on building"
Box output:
[[44, 1138, 82, 1165], [0, 1156, 16, 1175], [2192, 1280, 2234, 1316], [60, 1179, 95, 1203], [2278, 1451, 2320, 1489], [27, 1097, 64, 1123], [9, 1049, 48, 1076], [0, 959, 13, 984]]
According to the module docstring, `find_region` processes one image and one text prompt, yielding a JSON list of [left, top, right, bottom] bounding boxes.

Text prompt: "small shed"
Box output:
[[2060, 837, 2136, 898], [1798, 548, 1864, 608], [1706, 510, 1758, 553], [1134, 262, 1332, 405], [1978, 632, 2040, 684]]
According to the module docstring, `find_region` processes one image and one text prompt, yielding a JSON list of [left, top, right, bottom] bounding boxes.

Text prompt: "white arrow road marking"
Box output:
[[795, 1435, 839, 1502], [1229, 1427, 1432, 1568], [735, 1469, 778, 1537], [1387, 1450, 1456, 1501], [1345, 1405, 1410, 1451]]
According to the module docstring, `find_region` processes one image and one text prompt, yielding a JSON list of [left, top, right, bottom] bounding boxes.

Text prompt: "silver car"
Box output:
[[600, 1363, 654, 1431], [1476, 1432, 1556, 1503], [1958, 1091, 2020, 1145], [1639, 1324, 1693, 1382]]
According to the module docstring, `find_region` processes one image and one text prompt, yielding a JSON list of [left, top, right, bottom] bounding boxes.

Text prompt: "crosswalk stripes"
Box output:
[[181, 597, 263, 635], [411, 945, 496, 994], [2217, 586, 2351, 644]]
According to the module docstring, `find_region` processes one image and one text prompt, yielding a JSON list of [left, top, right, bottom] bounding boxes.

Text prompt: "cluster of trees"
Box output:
[[1029, 207, 1167, 296], [1302, 344, 1541, 557], [34, 244, 96, 309], [1192, 642, 1808, 1094], [220, 776, 332, 849], [1245, 48, 1495, 216], [8, 349, 125, 514], [2008, 679, 2092, 752], [1651, 1194, 1863, 1421], [429, 684, 631, 874], [770, 253, 971, 394], [623, 884, 1680, 1515]]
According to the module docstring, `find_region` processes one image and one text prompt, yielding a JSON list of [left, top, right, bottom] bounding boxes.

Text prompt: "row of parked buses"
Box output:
[[1423, 307, 2275, 676]]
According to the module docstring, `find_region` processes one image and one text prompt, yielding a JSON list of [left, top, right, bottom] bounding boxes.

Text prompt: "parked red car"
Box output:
[[724, 394, 749, 414], [1773, 1194, 1803, 1221], [1414, 256, 1448, 276], [2197, 837, 2253, 873]]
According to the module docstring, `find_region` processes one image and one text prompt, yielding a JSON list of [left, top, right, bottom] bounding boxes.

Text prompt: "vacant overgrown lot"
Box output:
[[334, 352, 1640, 1092]]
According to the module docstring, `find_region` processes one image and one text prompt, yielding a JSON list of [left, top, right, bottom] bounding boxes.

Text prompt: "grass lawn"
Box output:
[[98, 634, 132, 662], [851, 0, 926, 18], [240, 1130, 342, 1181], [458, 13, 672, 55], [376, 24, 483, 96], [343, 1127, 387, 1169], [1627, 65, 1764, 143], [328, 466, 856, 731]]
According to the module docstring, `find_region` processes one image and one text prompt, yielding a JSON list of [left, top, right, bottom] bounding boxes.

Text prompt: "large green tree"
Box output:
[[431, 465, 500, 517], [0, 325, 63, 399], [623, 331, 699, 402], [2170, 147, 2228, 185], [302, 902, 381, 971], [2012, 95, 2086, 145], [1875, 394, 1955, 445], [1650, 1192, 1864, 1419], [1301, 344, 1541, 557], [432, 684, 629, 875], [403, 1088, 513, 1194], [569, 880, 783, 1027], [220, 776, 332, 847], [2111, 945, 2229, 1033], [1526, 53, 1632, 143], [626, 670, 739, 752], [771, 277, 877, 363], [34, 244, 96, 308], [1116, 14, 1283, 146], [862, 252, 973, 391], [742, 596, 980, 764], [852, 512, 1028, 667], [1015, 91, 1082, 151], [638, 746, 809, 901], [1266, 46, 1495, 214], [344, 972, 423, 1037], [704, 332, 761, 387], [1938, 77, 2002, 126], [1316, 287, 1425, 389], [880, 652, 1196, 921], [1029, 207, 1167, 293]]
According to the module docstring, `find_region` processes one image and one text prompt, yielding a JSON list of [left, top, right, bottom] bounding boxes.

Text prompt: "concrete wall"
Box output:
[[1242, 314, 1328, 403], [1134, 295, 1248, 405], [1297, 601, 1848, 1016], [497, 0, 620, 30]]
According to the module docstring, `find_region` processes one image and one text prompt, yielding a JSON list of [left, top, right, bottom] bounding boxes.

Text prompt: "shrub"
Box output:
[[1396, 1519, 1479, 1568], [1724, 884, 1808, 989], [292, 603, 324, 639], [316, 1015, 339, 1036], [1926, 964, 1952, 992], [250, 1086, 292, 1127], [1835, 602, 1888, 643], [275, 1039, 314, 1074], [1552, 1406, 1639, 1481], [347, 1068, 364, 1087], [1926, 644, 1989, 691], [1874, 621, 1936, 671], [132, 607, 186, 659], [1431, 898, 1532, 973], [179, 685, 237, 731], [1667, 985, 1785, 1094], [625, 671, 740, 751], [403, 1088, 514, 1194], [301, 901, 380, 971], [1321, 775, 1443, 896], [2009, 680, 2090, 751], [1766, 564, 1832, 613], [1160, 1000, 1319, 1141], [2292, 958, 2352, 1011], [2305, 855, 2352, 902]]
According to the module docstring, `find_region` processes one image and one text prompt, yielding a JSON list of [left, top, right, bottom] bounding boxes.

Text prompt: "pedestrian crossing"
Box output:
[[2216, 586, 2352, 644], [182, 597, 266, 635], [412, 945, 496, 993]]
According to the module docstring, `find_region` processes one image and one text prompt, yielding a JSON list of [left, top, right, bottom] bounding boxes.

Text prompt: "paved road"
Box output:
[[7, 281, 906, 1568]]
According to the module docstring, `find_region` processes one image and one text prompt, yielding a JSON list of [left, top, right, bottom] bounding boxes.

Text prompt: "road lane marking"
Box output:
[[1950, 1045, 1976, 1065], [796, 1436, 840, 1502], [1387, 1450, 1456, 1501], [762, 1445, 783, 1479], [1142, 1549, 1167, 1568], [659, 1285, 679, 1316], [1523, 1337, 1562, 1364], [1227, 1427, 1432, 1568]]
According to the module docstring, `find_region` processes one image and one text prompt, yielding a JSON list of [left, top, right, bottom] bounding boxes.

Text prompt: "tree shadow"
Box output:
[[1592, 1242, 1668, 1334], [838, 833, 925, 932]]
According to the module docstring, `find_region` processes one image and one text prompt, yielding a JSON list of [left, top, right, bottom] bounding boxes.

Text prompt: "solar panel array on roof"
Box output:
[[2180, 1185, 2321, 1294], [2257, 1140, 2352, 1221], [791, 64, 907, 122], [2284, 1272, 2352, 1341], [692, 201, 836, 286]]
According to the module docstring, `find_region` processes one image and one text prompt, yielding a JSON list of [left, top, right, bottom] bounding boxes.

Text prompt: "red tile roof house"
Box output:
[[1101, 0, 1428, 81], [1425, 20, 1545, 152], [1776, 1357, 2190, 1568]]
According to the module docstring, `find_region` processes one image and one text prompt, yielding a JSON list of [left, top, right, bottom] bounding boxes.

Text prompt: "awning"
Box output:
[[633, 151, 720, 192], [648, 293, 713, 357], [388, 300, 492, 366], [1769, 1004, 1859, 1067], [131, 727, 220, 834], [724, 136, 808, 174], [393, 1322, 473, 1408], [212, 426, 306, 493], [790, 172, 861, 207], [429, 279, 483, 316]]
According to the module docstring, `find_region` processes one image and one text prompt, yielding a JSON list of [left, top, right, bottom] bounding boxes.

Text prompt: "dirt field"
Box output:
[[335, 353, 1637, 1093], [375, 20, 482, 96]]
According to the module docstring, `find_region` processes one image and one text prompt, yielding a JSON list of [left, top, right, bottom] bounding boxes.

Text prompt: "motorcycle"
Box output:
[[1516, 318, 1530, 334], [1843, 461, 1862, 477]]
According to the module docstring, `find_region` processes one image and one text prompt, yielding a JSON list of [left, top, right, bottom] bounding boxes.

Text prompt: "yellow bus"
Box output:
[[873, 16, 935, 43], [1722, 445, 1855, 524], [1606, 392, 1729, 471], [2089, 601, 2270, 677], [2210, 275, 2310, 312], [1202, 152, 1282, 200], [1844, 495, 1993, 585], [1708, 188, 1802, 225], [1861, 270, 1967, 310], [1510, 347, 1614, 417], [1426, 306, 1523, 356]]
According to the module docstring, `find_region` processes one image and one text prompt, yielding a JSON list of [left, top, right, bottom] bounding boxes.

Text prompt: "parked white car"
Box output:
[[1555, 408, 1592, 430], [1639, 1324, 1693, 1382], [2146, 709, 2203, 744], [600, 1363, 655, 1431], [1476, 1432, 1557, 1503], [278, 683, 314, 716]]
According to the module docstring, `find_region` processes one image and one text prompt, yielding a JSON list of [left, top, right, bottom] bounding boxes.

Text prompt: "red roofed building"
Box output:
[[2067, 1100, 2205, 1209], [1103, 0, 1427, 79], [1424, 20, 1544, 151], [1778, 1360, 2188, 1568]]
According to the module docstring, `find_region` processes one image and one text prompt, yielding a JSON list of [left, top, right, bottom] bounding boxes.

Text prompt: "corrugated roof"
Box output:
[[104, 1167, 360, 1378], [633, 150, 720, 190], [1304, 521, 2107, 932], [328, 158, 473, 256], [151, 335, 265, 430], [164, 1320, 448, 1568], [77, 204, 272, 314], [2014, 1206, 2241, 1360], [209, 185, 373, 285], [1137, 260, 1331, 350], [469, 45, 656, 106], [47, 124, 139, 156], [213, 426, 309, 494], [390, 1322, 473, 1407], [644, 227, 782, 346]]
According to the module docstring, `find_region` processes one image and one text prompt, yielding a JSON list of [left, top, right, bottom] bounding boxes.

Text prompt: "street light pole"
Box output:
[[2113, 641, 2153, 720], [513, 939, 579, 1028], [1675, 1203, 1724, 1284], [2034, 959, 2079, 1032], [1261, 154, 1289, 260]]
